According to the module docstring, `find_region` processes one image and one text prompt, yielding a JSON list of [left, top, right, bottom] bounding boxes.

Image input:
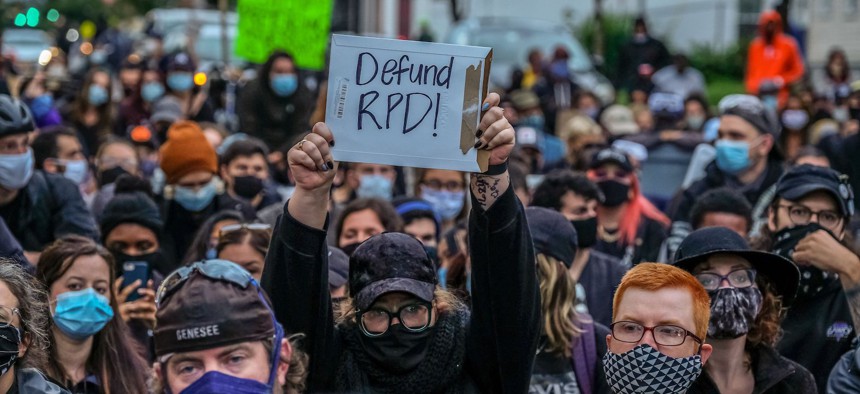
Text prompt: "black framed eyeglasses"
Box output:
[[156, 259, 256, 306], [610, 321, 702, 347], [357, 302, 433, 337], [695, 269, 757, 291], [777, 204, 843, 231]]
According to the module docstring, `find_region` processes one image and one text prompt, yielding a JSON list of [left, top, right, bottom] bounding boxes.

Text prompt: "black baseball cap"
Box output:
[[526, 207, 578, 267], [674, 227, 799, 305], [590, 147, 634, 172], [775, 164, 855, 218], [154, 262, 276, 357], [349, 233, 437, 311]]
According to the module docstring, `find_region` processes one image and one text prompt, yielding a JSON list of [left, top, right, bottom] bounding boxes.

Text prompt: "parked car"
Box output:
[[2, 28, 52, 65], [145, 8, 237, 38], [163, 23, 245, 72], [447, 17, 615, 104]]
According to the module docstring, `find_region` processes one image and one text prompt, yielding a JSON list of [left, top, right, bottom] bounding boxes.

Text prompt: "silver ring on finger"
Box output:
[[296, 139, 308, 150]]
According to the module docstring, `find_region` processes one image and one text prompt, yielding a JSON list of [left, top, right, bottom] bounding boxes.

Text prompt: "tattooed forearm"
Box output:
[[471, 172, 509, 211]]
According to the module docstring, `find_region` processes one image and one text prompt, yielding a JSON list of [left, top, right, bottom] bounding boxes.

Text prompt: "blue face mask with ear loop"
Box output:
[[52, 288, 114, 340], [164, 265, 285, 394]]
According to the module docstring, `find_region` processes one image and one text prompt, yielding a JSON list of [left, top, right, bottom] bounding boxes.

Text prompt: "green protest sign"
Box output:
[[235, 0, 332, 70]]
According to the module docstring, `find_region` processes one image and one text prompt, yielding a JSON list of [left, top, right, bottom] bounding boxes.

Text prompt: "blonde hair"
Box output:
[[557, 114, 602, 142], [537, 254, 583, 358]]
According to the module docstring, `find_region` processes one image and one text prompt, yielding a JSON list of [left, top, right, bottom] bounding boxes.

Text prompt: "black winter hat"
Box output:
[[776, 164, 855, 218], [349, 232, 437, 311], [674, 227, 799, 305], [526, 207, 578, 267], [100, 191, 163, 241]]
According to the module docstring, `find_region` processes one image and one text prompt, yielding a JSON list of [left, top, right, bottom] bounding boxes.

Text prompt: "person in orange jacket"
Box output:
[[745, 10, 805, 109]]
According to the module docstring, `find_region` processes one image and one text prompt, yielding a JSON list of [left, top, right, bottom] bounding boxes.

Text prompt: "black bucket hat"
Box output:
[[349, 233, 437, 311], [674, 227, 799, 304]]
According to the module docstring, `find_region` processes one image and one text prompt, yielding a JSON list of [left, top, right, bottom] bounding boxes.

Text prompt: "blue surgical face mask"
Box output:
[[61, 159, 89, 185], [29, 94, 54, 119], [421, 186, 465, 221], [167, 72, 194, 92], [53, 288, 114, 340], [270, 74, 298, 97], [0, 148, 34, 190], [88, 85, 109, 107], [714, 139, 751, 174], [357, 175, 393, 200], [761, 95, 778, 112], [437, 267, 448, 288], [90, 50, 107, 65], [141, 81, 165, 103], [173, 179, 218, 212]]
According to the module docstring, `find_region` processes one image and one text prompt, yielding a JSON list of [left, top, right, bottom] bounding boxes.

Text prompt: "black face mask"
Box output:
[[422, 245, 439, 269], [597, 180, 630, 207], [358, 323, 434, 374], [0, 325, 20, 377], [772, 223, 840, 299], [340, 242, 361, 257], [571, 217, 598, 249], [98, 166, 130, 187], [707, 287, 763, 339], [232, 175, 265, 200]]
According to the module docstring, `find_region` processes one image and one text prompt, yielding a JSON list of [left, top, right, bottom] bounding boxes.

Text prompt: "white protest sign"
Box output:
[[325, 34, 492, 172]]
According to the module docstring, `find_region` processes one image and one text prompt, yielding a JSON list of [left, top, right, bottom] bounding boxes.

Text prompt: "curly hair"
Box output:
[[531, 169, 603, 210], [746, 277, 784, 348], [0, 261, 50, 371]]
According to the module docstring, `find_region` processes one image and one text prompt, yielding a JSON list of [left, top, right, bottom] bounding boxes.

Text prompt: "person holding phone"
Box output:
[[36, 235, 149, 393], [100, 190, 170, 325]]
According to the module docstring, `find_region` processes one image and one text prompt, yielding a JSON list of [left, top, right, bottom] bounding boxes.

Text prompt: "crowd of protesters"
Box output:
[[0, 6, 857, 394]]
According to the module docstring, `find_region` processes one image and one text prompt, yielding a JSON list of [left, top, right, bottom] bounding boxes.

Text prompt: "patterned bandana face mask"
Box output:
[[603, 344, 702, 394], [707, 287, 763, 339]]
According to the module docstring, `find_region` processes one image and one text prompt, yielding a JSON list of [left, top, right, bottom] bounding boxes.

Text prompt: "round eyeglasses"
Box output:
[[357, 302, 433, 337], [778, 204, 843, 231]]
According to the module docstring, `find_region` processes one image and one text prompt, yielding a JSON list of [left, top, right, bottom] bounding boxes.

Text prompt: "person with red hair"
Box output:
[[603, 262, 713, 392], [588, 148, 669, 267]]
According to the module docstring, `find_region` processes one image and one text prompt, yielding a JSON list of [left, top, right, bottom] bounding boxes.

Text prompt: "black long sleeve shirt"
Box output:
[[262, 186, 540, 393]]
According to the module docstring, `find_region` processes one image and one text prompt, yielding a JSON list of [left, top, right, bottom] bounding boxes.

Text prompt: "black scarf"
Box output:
[[336, 308, 470, 394]]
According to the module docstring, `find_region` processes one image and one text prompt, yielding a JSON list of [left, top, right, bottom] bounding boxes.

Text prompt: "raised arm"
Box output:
[[287, 123, 336, 229], [470, 92, 513, 211], [261, 123, 339, 391], [465, 93, 541, 394]]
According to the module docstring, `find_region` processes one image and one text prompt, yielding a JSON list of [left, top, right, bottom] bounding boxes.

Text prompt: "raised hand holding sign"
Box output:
[[325, 35, 493, 172]]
